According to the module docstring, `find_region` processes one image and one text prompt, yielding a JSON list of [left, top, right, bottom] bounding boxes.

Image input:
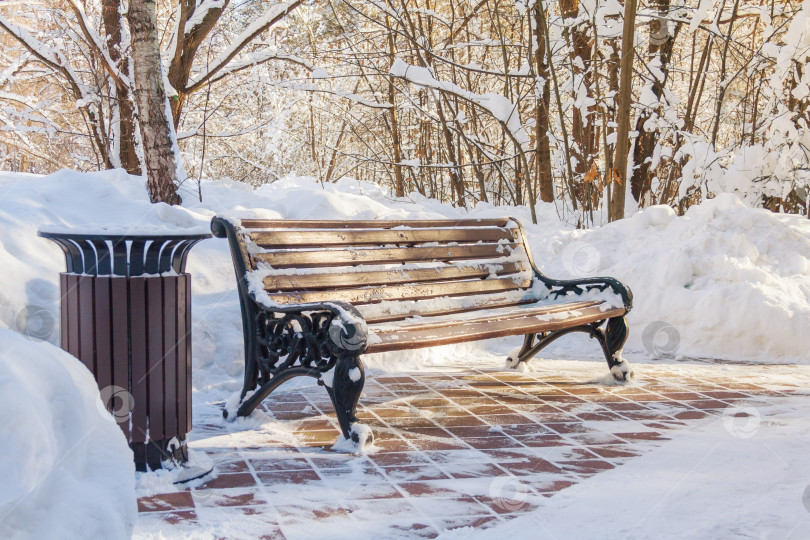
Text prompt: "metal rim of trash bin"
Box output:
[[39, 229, 211, 472], [37, 231, 211, 276]]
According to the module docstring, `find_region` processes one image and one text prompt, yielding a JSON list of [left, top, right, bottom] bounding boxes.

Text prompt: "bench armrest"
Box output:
[[505, 217, 632, 311], [537, 275, 633, 311], [253, 299, 369, 355]]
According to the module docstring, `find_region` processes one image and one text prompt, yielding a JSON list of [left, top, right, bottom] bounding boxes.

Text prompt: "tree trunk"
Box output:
[[609, 0, 637, 221], [630, 0, 679, 204], [533, 1, 553, 203], [387, 22, 405, 197], [128, 0, 182, 205], [101, 0, 140, 175], [560, 0, 595, 193]]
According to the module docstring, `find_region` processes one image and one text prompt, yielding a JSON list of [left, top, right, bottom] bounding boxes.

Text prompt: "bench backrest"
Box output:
[[223, 218, 545, 322]]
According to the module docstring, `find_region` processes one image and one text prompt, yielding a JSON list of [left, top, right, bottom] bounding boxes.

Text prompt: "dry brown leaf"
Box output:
[[584, 163, 599, 184], [611, 167, 623, 186]]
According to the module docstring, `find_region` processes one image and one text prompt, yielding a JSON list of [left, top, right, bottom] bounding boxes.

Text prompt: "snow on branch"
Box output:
[[389, 58, 530, 150], [185, 0, 303, 93], [66, 0, 127, 87], [0, 14, 94, 105], [185, 0, 227, 36], [204, 49, 314, 86]]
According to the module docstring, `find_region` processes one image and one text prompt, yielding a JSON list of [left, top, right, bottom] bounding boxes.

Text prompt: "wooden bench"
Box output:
[[211, 217, 633, 445]]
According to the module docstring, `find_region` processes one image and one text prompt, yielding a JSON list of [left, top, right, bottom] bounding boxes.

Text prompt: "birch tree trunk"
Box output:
[[127, 0, 182, 205]]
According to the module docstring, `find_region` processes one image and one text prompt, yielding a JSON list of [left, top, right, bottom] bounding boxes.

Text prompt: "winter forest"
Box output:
[[2, 0, 810, 224]]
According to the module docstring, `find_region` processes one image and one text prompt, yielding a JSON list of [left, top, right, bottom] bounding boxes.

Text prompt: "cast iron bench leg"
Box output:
[[595, 316, 633, 381], [325, 353, 372, 444]]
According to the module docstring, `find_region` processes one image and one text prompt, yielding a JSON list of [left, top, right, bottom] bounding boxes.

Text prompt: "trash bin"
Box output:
[[38, 227, 210, 471]]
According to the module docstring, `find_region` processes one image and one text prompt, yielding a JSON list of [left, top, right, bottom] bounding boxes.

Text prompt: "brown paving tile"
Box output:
[[565, 432, 628, 446], [138, 491, 195, 512], [497, 456, 566, 476], [437, 515, 501, 530], [479, 414, 535, 425], [158, 510, 198, 525], [532, 478, 578, 494], [615, 431, 670, 441], [556, 459, 616, 475], [200, 472, 258, 490], [376, 376, 419, 383], [369, 451, 433, 467], [343, 482, 404, 500], [397, 481, 463, 498], [433, 414, 487, 427], [381, 464, 452, 482], [317, 467, 387, 482], [586, 445, 643, 459], [294, 419, 337, 431], [213, 457, 251, 474], [373, 438, 417, 452], [193, 489, 267, 508], [543, 422, 591, 434], [446, 462, 511, 479], [256, 470, 320, 485], [464, 436, 517, 450], [402, 426, 454, 438], [510, 433, 570, 447], [444, 425, 504, 438], [448, 396, 500, 406], [674, 410, 710, 420], [249, 456, 313, 472], [408, 437, 469, 451], [601, 401, 651, 411]]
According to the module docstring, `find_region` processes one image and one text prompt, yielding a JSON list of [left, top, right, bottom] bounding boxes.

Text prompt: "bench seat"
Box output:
[[365, 300, 625, 353]]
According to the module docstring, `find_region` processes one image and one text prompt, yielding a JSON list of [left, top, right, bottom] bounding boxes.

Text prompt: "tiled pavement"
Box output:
[[136, 360, 810, 539]]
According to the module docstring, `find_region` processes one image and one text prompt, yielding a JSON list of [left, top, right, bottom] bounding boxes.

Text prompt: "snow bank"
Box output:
[[527, 195, 810, 362], [0, 328, 136, 539], [0, 168, 809, 394]]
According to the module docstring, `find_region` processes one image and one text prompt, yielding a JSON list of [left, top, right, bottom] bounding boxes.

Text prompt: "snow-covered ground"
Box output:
[[439, 399, 810, 540], [1, 169, 809, 539]]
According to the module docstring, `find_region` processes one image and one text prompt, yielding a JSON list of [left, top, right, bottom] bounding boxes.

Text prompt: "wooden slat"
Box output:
[[59, 273, 68, 350], [78, 276, 95, 374], [147, 278, 164, 442], [369, 300, 605, 333], [264, 262, 525, 291], [240, 218, 511, 230], [94, 276, 112, 394], [66, 273, 80, 358], [267, 274, 531, 305], [366, 305, 627, 354], [129, 277, 148, 444], [111, 277, 130, 440], [178, 275, 192, 434], [162, 277, 177, 442], [362, 299, 537, 324], [255, 242, 522, 269], [251, 227, 514, 248]]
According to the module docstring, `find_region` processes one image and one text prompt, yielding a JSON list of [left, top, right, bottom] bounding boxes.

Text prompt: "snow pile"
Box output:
[[0, 328, 136, 540], [528, 195, 810, 361]]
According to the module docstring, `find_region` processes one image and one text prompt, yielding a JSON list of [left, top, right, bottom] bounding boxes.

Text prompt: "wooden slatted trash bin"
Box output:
[[38, 227, 210, 471]]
